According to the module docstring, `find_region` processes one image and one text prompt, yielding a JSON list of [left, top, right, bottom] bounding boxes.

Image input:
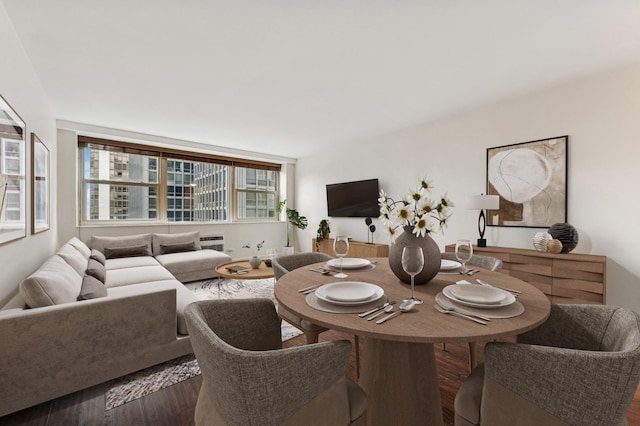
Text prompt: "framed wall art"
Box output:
[[31, 133, 49, 234], [486, 135, 568, 228], [0, 95, 27, 245]]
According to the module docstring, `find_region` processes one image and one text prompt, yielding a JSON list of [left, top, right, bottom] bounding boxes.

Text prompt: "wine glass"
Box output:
[[455, 239, 474, 274], [333, 236, 350, 278], [402, 246, 424, 304]]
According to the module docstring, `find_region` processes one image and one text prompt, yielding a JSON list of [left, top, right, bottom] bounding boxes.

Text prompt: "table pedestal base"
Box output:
[[359, 338, 443, 426]]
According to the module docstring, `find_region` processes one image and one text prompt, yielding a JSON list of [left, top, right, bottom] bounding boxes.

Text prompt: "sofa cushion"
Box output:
[[90, 233, 152, 254], [67, 237, 91, 258], [86, 259, 107, 283], [152, 231, 201, 256], [90, 249, 106, 265], [159, 241, 197, 255], [57, 244, 89, 276], [105, 265, 176, 288], [105, 256, 160, 271], [104, 244, 151, 259], [155, 249, 232, 282], [78, 274, 107, 300], [19, 255, 83, 308]]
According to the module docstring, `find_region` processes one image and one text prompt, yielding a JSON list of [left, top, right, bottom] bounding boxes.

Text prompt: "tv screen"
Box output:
[[326, 178, 380, 218]]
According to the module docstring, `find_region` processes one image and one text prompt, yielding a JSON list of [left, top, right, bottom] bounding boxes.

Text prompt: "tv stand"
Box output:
[[312, 238, 389, 258]]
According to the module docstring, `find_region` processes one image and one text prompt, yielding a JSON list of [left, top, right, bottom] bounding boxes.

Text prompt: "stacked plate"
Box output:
[[326, 258, 371, 270], [440, 259, 462, 271], [315, 281, 384, 306], [443, 284, 516, 309]]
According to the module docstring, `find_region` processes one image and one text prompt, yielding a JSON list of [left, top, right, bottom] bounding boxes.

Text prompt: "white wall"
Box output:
[[0, 3, 57, 305], [295, 61, 640, 312]]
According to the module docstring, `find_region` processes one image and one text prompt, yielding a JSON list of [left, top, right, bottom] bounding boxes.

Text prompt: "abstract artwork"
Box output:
[[486, 136, 568, 228], [0, 95, 26, 245]]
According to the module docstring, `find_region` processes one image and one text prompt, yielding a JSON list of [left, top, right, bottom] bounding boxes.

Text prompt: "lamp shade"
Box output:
[[466, 194, 499, 210]]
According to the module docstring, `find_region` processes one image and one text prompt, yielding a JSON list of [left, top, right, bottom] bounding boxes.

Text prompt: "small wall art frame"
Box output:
[[0, 94, 27, 245], [31, 133, 49, 234], [486, 135, 568, 228]]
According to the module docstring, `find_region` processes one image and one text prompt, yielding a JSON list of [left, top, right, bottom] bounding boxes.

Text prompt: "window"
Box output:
[[78, 137, 281, 224]]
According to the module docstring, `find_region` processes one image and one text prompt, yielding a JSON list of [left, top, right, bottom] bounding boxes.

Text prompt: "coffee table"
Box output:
[[215, 260, 274, 280]]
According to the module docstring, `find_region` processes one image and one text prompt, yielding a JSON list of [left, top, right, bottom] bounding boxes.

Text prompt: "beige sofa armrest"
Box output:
[[0, 283, 181, 417]]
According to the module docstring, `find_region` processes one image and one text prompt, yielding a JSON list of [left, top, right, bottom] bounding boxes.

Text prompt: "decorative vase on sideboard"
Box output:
[[389, 226, 441, 285]]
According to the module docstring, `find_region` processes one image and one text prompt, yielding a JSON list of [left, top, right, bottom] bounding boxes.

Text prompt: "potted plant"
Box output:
[[315, 219, 331, 250], [276, 200, 308, 255]]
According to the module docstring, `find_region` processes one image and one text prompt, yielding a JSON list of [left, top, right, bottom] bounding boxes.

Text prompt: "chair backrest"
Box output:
[[272, 252, 333, 281], [441, 252, 502, 271], [185, 298, 354, 425]]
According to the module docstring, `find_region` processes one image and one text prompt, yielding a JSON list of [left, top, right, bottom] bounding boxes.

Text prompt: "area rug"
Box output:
[[105, 277, 302, 410]]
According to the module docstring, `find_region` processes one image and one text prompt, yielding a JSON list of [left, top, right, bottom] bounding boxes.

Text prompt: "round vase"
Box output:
[[249, 255, 261, 269], [389, 226, 441, 285]]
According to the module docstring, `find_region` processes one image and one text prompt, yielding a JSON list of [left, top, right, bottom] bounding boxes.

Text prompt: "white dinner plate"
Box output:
[[440, 259, 462, 271], [449, 284, 505, 304], [316, 282, 384, 306], [443, 284, 516, 309], [322, 282, 378, 302], [326, 258, 371, 269]]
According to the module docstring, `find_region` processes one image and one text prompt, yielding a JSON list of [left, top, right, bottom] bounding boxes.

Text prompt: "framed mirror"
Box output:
[[0, 95, 26, 245], [31, 133, 49, 234]]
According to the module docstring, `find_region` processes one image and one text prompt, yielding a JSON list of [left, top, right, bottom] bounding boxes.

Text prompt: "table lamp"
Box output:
[[467, 194, 499, 247]]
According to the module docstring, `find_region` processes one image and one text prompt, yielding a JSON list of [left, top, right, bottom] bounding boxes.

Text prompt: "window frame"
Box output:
[[78, 137, 281, 225]]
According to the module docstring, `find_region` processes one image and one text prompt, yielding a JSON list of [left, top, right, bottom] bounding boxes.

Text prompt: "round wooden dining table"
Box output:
[[274, 257, 551, 426]]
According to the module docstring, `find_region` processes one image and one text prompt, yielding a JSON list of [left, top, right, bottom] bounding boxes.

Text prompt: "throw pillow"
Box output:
[[104, 244, 151, 259], [159, 241, 197, 255], [90, 249, 107, 265], [152, 231, 201, 255], [78, 274, 107, 300], [86, 258, 107, 283]]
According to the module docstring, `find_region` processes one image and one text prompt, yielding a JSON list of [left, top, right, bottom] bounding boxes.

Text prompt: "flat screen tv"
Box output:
[[326, 178, 380, 218]]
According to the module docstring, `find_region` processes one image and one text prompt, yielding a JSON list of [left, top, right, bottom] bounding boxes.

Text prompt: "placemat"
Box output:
[[306, 292, 387, 314], [435, 292, 524, 319]]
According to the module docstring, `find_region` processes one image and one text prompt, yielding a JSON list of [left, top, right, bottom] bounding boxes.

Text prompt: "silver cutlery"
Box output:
[[467, 269, 480, 276], [309, 267, 332, 275], [367, 304, 393, 321], [376, 300, 415, 324], [358, 301, 395, 318], [434, 304, 488, 325], [298, 283, 323, 293], [476, 279, 521, 296]]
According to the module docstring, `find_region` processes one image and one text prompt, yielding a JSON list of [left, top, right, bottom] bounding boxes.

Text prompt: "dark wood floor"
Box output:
[[3, 330, 640, 425]]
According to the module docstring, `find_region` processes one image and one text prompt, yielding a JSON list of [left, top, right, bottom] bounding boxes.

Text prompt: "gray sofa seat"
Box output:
[[155, 249, 231, 282], [106, 262, 177, 288]]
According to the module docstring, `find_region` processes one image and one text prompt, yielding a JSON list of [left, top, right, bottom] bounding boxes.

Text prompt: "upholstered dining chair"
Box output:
[[454, 304, 640, 426], [272, 252, 333, 344], [441, 253, 503, 369], [441, 252, 503, 272], [185, 299, 367, 426]]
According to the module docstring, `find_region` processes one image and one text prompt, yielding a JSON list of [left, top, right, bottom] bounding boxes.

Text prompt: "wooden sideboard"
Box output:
[[312, 238, 389, 258], [445, 244, 607, 305]]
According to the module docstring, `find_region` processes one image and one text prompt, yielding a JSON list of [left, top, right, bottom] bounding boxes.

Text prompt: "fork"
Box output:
[[434, 304, 488, 325]]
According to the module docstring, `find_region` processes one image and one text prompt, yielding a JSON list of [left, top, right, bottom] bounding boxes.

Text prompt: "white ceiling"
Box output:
[[4, 1, 640, 159]]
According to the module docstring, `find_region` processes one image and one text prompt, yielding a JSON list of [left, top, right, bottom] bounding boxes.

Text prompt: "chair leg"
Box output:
[[468, 342, 477, 370], [304, 330, 320, 344], [354, 335, 360, 378]]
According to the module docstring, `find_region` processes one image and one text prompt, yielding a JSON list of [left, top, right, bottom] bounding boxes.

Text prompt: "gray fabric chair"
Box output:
[[272, 252, 333, 344], [454, 304, 640, 426], [185, 299, 367, 426], [441, 253, 503, 369], [441, 252, 503, 272]]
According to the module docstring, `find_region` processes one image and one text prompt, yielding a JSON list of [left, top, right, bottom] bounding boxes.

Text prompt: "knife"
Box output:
[[376, 310, 402, 324], [358, 301, 394, 318]]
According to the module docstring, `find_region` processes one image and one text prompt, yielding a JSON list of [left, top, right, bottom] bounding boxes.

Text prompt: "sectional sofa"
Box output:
[[0, 231, 231, 417]]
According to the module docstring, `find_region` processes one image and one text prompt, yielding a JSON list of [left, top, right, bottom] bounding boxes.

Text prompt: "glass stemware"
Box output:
[[455, 239, 474, 274], [402, 246, 424, 304], [333, 236, 350, 278]]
